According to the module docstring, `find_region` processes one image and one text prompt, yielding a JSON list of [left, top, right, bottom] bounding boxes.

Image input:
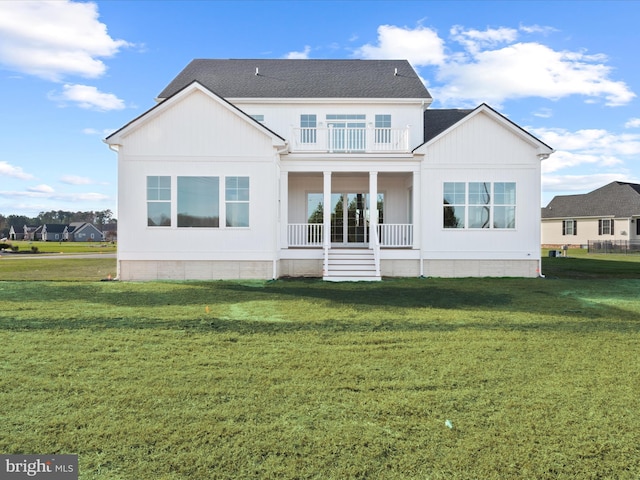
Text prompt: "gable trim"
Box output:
[[105, 81, 287, 148], [413, 103, 554, 155]]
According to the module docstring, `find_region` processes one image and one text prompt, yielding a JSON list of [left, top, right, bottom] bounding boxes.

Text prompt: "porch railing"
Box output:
[[291, 126, 410, 153], [378, 224, 413, 247], [287, 223, 413, 247], [288, 223, 323, 247]]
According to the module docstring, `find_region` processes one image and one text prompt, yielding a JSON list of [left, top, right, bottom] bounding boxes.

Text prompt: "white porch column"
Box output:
[[369, 171, 378, 246], [413, 168, 423, 276], [280, 170, 288, 249], [323, 171, 332, 276]]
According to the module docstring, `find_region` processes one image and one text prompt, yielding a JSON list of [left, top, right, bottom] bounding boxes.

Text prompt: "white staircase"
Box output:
[[323, 248, 381, 282]]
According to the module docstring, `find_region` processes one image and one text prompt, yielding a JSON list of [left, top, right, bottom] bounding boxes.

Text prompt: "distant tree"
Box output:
[[95, 209, 113, 226]]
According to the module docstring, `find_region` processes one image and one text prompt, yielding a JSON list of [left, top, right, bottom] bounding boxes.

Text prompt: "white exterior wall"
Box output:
[[418, 111, 544, 273], [235, 100, 425, 150], [113, 88, 282, 279]]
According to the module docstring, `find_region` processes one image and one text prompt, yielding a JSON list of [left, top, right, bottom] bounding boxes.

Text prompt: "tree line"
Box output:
[[0, 210, 116, 238]]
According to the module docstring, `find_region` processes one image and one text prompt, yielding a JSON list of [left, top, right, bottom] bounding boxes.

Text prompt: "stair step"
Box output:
[[325, 248, 380, 281]]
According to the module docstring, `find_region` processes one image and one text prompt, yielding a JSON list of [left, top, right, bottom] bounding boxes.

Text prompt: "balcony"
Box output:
[[290, 126, 410, 153]]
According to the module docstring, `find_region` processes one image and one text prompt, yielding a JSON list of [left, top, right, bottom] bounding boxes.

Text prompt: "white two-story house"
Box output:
[[105, 59, 553, 281]]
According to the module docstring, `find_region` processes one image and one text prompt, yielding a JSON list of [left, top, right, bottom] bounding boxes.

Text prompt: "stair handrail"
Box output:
[[371, 224, 381, 278]]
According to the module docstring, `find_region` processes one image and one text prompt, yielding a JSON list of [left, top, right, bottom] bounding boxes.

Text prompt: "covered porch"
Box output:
[[280, 169, 420, 280]]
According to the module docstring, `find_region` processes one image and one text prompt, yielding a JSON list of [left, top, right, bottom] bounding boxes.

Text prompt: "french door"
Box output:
[[306, 192, 384, 247]]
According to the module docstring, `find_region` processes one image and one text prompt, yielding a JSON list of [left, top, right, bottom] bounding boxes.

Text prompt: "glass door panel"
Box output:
[[347, 193, 367, 243]]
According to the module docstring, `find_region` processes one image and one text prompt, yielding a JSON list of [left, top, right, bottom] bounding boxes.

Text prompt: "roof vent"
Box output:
[[255, 67, 259, 76], [394, 68, 398, 76]]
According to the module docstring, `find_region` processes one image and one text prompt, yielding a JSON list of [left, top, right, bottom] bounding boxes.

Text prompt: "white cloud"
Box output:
[[61, 175, 93, 185], [625, 118, 640, 129], [82, 127, 117, 136], [519, 24, 559, 36], [0, 189, 109, 202], [533, 108, 553, 118], [434, 40, 636, 107], [49, 84, 125, 111], [0, 0, 131, 81], [450, 25, 518, 54], [532, 127, 640, 157], [28, 184, 55, 194], [354, 24, 446, 66], [543, 173, 640, 193], [0, 161, 34, 180], [285, 46, 311, 59]]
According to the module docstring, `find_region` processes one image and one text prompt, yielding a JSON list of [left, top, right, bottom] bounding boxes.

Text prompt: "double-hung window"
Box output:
[[147, 176, 171, 226], [562, 219, 577, 236], [443, 182, 516, 229], [225, 176, 250, 227], [598, 218, 614, 236]]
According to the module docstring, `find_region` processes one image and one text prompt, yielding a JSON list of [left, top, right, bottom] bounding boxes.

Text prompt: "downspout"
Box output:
[[273, 142, 290, 280], [104, 141, 121, 280]]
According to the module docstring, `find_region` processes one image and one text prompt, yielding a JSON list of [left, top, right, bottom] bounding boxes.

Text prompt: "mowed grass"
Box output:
[[0, 253, 639, 479], [2, 240, 116, 254]]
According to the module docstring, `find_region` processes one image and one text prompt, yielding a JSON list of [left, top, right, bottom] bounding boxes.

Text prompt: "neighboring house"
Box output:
[[68, 222, 104, 242], [102, 223, 118, 242], [105, 59, 553, 281], [24, 225, 41, 241], [41, 224, 69, 242], [541, 181, 640, 247], [8, 226, 23, 241]]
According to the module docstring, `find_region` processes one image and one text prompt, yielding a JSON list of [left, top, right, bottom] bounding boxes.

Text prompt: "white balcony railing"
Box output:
[[287, 223, 413, 248], [291, 126, 410, 153]]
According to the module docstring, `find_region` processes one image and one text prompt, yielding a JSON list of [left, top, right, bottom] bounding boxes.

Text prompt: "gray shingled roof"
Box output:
[[423, 109, 474, 143], [542, 181, 640, 218], [158, 59, 431, 100]]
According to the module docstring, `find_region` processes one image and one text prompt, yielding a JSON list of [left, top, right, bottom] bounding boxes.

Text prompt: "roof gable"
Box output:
[[106, 81, 286, 148], [416, 103, 553, 155], [157, 59, 431, 100], [542, 181, 640, 218]]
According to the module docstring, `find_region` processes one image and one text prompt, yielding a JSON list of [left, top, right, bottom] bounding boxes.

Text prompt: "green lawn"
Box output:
[[1, 240, 116, 254], [0, 253, 639, 479]]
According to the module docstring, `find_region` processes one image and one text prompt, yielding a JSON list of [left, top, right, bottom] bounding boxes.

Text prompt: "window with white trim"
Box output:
[[562, 219, 577, 236], [443, 182, 516, 229], [177, 177, 219, 227], [598, 218, 614, 236], [147, 176, 171, 227], [225, 176, 250, 227]]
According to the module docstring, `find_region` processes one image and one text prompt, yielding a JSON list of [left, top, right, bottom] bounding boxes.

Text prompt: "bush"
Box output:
[[0, 242, 11, 250], [11, 245, 19, 252], [31, 246, 39, 253]]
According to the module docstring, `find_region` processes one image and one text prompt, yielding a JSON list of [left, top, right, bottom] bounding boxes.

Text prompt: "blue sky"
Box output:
[[1, 0, 639, 218]]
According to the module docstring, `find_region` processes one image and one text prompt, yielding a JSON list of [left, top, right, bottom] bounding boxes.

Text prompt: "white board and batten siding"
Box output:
[[111, 85, 284, 279], [416, 109, 545, 274]]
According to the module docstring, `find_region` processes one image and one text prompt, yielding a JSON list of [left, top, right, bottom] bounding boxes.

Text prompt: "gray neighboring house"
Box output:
[[41, 224, 69, 241], [68, 222, 104, 241], [541, 181, 640, 247]]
